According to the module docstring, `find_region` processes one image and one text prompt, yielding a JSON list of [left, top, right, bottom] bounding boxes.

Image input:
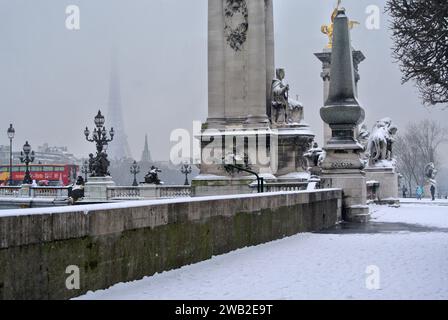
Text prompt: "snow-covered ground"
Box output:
[[76, 201, 448, 300]]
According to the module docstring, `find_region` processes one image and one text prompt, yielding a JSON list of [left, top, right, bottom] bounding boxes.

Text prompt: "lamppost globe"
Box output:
[[94, 110, 105, 128], [7, 124, 15, 139], [84, 127, 90, 138], [23, 141, 31, 154]]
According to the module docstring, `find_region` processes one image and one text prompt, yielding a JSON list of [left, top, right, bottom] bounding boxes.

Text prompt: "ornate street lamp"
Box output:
[[6, 124, 15, 185], [181, 163, 192, 186], [130, 161, 140, 186], [84, 110, 114, 177], [81, 160, 89, 182], [20, 141, 35, 184]]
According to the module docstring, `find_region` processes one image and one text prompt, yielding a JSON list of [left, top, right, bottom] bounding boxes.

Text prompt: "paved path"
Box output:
[[77, 202, 448, 300]]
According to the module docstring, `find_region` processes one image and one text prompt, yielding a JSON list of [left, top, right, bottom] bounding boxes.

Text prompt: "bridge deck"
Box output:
[[77, 201, 448, 300]]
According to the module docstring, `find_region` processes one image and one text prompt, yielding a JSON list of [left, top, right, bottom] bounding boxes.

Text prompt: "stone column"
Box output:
[[193, 0, 276, 196], [265, 0, 276, 120], [315, 49, 365, 146], [246, 0, 269, 125], [207, 0, 226, 127], [319, 9, 369, 223]]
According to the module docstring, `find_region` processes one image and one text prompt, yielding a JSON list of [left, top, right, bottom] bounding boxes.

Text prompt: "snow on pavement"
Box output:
[[76, 203, 448, 300]]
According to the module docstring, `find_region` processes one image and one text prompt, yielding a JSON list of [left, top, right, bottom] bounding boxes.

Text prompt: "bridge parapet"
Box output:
[[0, 189, 342, 299]]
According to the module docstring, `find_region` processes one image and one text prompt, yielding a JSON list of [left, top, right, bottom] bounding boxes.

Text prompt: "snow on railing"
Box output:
[[0, 186, 21, 197], [159, 186, 191, 198], [262, 182, 308, 193], [31, 187, 69, 199], [107, 185, 191, 200], [0, 186, 69, 199], [107, 187, 142, 200]]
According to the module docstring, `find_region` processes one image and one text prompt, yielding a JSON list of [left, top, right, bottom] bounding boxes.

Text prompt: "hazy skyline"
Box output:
[[0, 0, 446, 161]]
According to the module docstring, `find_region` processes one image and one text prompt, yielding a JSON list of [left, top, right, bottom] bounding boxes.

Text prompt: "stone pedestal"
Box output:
[[365, 163, 399, 202], [193, 128, 277, 195], [274, 124, 314, 182], [139, 184, 159, 199], [320, 152, 370, 222], [19, 184, 32, 198], [84, 176, 115, 202]]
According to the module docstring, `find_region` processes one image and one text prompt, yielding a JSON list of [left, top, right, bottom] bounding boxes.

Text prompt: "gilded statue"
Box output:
[[321, 0, 360, 49]]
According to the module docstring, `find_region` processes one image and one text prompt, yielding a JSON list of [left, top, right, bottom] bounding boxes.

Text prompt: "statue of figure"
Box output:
[[366, 118, 398, 165], [144, 166, 163, 185], [271, 69, 305, 125], [287, 96, 304, 124], [321, 0, 360, 49], [425, 162, 438, 182], [271, 68, 290, 124], [94, 152, 110, 177], [304, 142, 324, 168], [88, 153, 96, 176], [304, 142, 326, 185], [357, 123, 370, 150]]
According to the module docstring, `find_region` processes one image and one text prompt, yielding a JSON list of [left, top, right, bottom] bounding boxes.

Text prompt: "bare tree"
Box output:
[[395, 119, 448, 194], [386, 0, 448, 107]]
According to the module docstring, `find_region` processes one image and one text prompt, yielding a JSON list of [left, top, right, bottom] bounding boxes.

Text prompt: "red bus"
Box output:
[[0, 164, 78, 186]]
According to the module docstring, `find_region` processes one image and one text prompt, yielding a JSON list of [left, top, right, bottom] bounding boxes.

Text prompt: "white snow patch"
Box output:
[[75, 203, 448, 300]]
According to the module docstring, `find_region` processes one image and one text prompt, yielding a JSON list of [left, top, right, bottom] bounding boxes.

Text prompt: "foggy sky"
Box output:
[[0, 0, 447, 162]]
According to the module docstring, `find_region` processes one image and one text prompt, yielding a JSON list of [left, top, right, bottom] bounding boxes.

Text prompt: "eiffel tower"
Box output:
[[107, 51, 132, 160]]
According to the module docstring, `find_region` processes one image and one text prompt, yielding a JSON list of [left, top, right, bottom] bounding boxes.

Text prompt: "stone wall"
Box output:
[[0, 189, 342, 300]]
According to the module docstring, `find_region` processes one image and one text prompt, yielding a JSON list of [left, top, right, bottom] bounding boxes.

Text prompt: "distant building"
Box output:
[[0, 143, 79, 166], [107, 50, 132, 160], [140, 134, 152, 163]]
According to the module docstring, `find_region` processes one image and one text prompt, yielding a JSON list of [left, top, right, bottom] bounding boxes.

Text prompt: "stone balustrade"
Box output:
[[31, 187, 69, 199], [262, 182, 308, 193], [0, 186, 21, 197], [106, 185, 191, 201], [0, 186, 69, 198], [159, 185, 191, 198]]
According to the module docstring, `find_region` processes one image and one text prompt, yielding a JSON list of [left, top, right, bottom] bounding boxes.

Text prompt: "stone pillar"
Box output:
[[193, 0, 276, 196], [315, 49, 365, 147], [84, 176, 116, 202], [265, 0, 275, 120], [207, 0, 226, 127], [246, 0, 269, 125], [319, 9, 369, 222]]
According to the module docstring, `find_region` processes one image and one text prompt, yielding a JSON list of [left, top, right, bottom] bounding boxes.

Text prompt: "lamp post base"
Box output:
[[84, 176, 116, 202]]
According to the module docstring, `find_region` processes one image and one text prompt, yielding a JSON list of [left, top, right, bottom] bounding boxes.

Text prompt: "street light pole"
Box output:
[[84, 110, 114, 177], [180, 163, 192, 186], [20, 141, 35, 185], [7, 124, 15, 186], [130, 161, 140, 186]]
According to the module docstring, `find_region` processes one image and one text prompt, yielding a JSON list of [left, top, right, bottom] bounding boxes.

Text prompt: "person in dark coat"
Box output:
[[430, 185, 436, 201]]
